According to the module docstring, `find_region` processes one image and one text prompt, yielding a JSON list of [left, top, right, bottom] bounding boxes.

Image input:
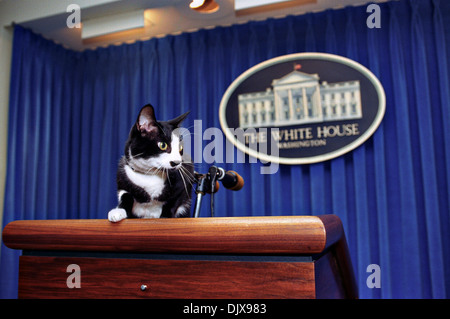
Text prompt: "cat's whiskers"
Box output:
[[165, 167, 172, 187], [179, 165, 195, 185], [143, 165, 158, 175], [132, 152, 145, 158], [178, 167, 190, 197]]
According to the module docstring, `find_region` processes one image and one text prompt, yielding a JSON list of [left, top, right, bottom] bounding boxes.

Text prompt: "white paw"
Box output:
[[108, 208, 127, 222]]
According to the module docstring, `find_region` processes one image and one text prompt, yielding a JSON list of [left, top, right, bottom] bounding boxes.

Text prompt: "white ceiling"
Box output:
[[0, 0, 389, 51]]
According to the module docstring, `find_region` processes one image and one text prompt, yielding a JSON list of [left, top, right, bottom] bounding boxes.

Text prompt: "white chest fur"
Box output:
[[124, 165, 165, 199], [124, 165, 166, 218], [132, 201, 164, 218]]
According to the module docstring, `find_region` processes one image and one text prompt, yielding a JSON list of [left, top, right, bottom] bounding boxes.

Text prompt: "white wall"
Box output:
[[0, 25, 12, 237]]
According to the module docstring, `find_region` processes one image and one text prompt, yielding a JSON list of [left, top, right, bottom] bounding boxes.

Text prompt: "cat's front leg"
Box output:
[[108, 190, 134, 222], [108, 208, 127, 222]]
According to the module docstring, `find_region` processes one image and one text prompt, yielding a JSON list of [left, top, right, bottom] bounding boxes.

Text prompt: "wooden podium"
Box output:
[[2, 215, 358, 299]]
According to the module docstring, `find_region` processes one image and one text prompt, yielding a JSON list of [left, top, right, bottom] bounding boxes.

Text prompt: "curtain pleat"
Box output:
[[1, 0, 449, 299], [431, 0, 450, 294], [410, 0, 441, 298], [366, 17, 391, 299]]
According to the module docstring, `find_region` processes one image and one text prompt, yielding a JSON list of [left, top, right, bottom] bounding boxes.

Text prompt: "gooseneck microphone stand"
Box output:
[[193, 166, 244, 218]]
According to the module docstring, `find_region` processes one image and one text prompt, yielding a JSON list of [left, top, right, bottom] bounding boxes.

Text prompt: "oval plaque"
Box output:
[[219, 53, 386, 164]]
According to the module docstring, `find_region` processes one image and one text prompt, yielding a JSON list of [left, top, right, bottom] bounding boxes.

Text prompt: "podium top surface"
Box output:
[[3, 215, 343, 255]]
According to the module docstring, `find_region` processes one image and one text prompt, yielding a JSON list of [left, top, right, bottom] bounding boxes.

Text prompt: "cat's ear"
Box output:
[[137, 104, 158, 134], [168, 110, 190, 128]]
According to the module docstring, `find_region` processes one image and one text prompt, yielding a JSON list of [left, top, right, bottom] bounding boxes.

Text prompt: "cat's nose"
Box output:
[[170, 161, 181, 168]]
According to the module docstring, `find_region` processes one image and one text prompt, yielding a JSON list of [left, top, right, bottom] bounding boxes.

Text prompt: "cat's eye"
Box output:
[[179, 144, 184, 156], [158, 142, 168, 151]]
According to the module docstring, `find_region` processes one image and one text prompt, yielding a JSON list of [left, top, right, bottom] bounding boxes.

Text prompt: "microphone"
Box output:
[[193, 166, 244, 218], [217, 167, 244, 191]]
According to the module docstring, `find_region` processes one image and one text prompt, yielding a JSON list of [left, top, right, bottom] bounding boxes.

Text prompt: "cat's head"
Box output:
[[125, 104, 190, 172]]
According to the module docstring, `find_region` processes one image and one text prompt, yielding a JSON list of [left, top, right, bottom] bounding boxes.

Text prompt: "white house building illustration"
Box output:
[[238, 68, 362, 128]]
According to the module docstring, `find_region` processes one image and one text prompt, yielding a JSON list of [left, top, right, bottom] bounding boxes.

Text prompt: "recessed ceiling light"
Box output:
[[189, 0, 220, 14], [190, 0, 206, 9]]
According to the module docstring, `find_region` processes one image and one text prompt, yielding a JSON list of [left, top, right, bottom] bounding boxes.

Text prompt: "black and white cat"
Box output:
[[108, 104, 194, 222]]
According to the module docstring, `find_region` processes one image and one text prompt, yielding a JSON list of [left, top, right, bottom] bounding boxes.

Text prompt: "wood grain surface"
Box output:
[[18, 256, 316, 299], [3, 216, 342, 255]]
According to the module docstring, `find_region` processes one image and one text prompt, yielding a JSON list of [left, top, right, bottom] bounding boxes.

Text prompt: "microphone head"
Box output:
[[228, 171, 244, 191]]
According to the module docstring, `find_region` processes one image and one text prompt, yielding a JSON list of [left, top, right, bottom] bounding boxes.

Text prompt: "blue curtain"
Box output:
[[1, 0, 449, 298]]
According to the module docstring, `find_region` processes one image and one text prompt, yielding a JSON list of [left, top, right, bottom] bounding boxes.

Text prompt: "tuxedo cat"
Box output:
[[108, 104, 194, 222]]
